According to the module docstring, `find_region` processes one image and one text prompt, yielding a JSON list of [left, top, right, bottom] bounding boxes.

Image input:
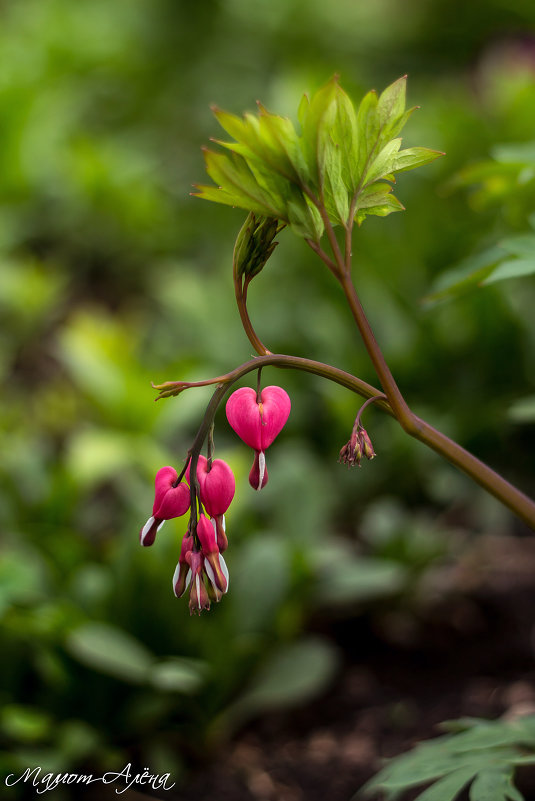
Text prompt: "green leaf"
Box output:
[[287, 191, 324, 240], [508, 395, 535, 423], [201, 148, 284, 217], [355, 183, 405, 224], [363, 138, 402, 186], [469, 769, 524, 801], [491, 142, 535, 165], [413, 766, 478, 801], [377, 75, 407, 130], [323, 137, 350, 224], [198, 76, 439, 233], [423, 246, 505, 305], [391, 146, 444, 173], [314, 556, 407, 605], [355, 88, 379, 177], [232, 637, 339, 718], [1, 706, 53, 744], [482, 257, 535, 285], [299, 77, 338, 189], [499, 233, 535, 257], [330, 82, 360, 193], [65, 622, 155, 684], [150, 658, 206, 694]]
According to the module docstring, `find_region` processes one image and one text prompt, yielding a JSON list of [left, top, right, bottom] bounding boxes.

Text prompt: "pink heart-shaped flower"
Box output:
[[226, 385, 291, 452], [188, 455, 235, 516], [152, 466, 190, 519]]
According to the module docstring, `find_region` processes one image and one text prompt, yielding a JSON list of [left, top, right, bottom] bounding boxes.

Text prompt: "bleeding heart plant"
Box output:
[[141, 75, 535, 615]]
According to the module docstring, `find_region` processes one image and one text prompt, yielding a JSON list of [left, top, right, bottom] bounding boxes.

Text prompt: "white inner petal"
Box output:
[[172, 562, 181, 596], [257, 451, 266, 491], [219, 554, 229, 592], [195, 575, 202, 608], [204, 560, 216, 590], [157, 520, 165, 532], [141, 515, 155, 543], [221, 514, 226, 532]]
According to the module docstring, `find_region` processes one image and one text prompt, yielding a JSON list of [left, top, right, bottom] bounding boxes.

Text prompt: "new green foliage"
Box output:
[[194, 76, 442, 240]]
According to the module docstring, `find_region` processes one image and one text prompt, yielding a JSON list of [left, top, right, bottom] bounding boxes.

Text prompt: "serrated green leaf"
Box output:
[[199, 76, 439, 233], [363, 138, 402, 186], [355, 184, 405, 224], [448, 723, 535, 752], [469, 769, 523, 801], [330, 82, 359, 193], [391, 146, 444, 173], [355, 89, 379, 177], [300, 77, 338, 190], [413, 766, 478, 801], [323, 138, 349, 224], [202, 149, 284, 217], [287, 193, 324, 240], [258, 105, 310, 184], [482, 257, 535, 285], [366, 741, 520, 794], [377, 75, 407, 129], [214, 106, 300, 182]]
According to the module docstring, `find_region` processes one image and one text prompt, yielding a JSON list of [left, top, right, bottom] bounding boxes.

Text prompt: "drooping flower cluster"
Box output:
[[339, 425, 375, 467], [225, 385, 291, 490], [139, 458, 235, 615], [139, 383, 291, 615]]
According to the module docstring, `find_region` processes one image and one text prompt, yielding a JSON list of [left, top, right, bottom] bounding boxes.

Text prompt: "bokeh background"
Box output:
[[2, 0, 535, 798]]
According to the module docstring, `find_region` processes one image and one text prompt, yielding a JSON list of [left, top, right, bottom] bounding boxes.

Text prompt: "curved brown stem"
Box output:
[[234, 271, 272, 357]]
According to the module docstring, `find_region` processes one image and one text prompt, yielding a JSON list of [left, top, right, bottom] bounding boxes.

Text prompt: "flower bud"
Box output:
[[196, 514, 228, 594], [172, 534, 194, 598], [233, 212, 281, 280], [186, 550, 210, 615], [339, 425, 375, 467], [359, 427, 376, 460]]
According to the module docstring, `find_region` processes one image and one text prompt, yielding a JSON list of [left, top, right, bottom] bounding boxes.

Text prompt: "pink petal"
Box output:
[[202, 459, 235, 516], [152, 466, 178, 514], [226, 386, 291, 451], [226, 387, 263, 450], [155, 481, 190, 520], [258, 386, 291, 450]]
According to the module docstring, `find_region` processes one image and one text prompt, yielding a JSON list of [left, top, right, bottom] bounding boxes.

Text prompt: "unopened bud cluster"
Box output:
[[233, 212, 281, 280], [339, 425, 375, 467]]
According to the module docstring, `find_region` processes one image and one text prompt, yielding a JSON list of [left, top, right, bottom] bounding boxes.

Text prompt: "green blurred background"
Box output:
[[1, 0, 535, 795]]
